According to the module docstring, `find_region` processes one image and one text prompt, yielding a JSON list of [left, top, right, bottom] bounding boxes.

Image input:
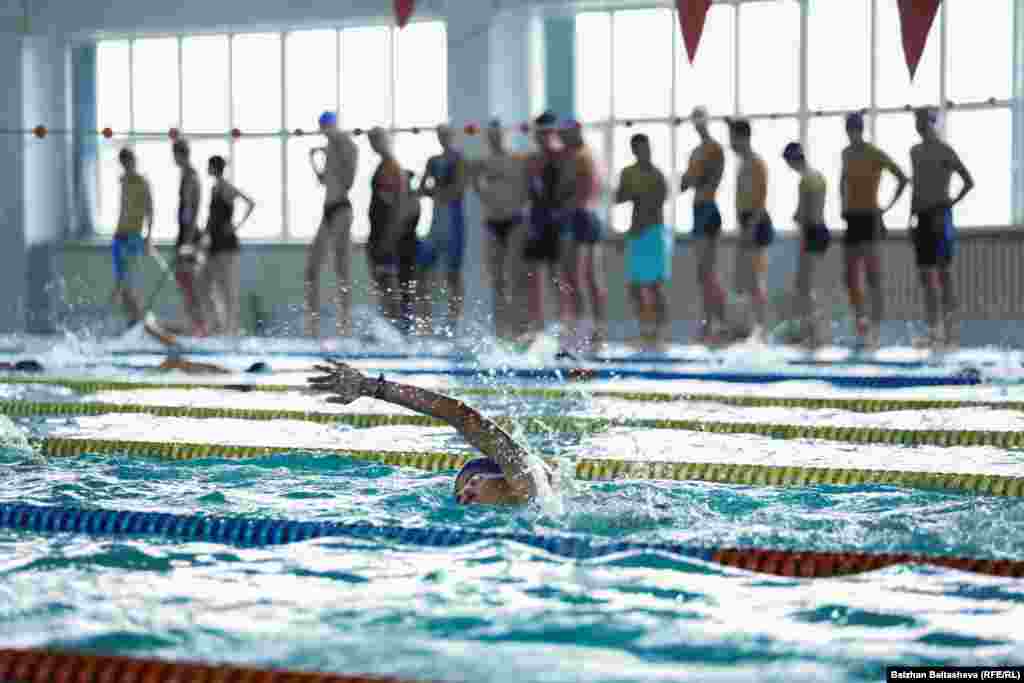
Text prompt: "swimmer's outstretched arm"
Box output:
[[309, 361, 541, 500]]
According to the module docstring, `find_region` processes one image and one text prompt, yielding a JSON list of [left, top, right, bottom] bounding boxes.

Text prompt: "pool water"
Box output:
[[1, 336, 1024, 682]]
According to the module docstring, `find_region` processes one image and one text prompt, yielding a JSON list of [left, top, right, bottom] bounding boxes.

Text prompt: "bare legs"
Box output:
[[918, 266, 957, 348], [304, 206, 353, 338], [113, 284, 143, 324], [734, 243, 769, 337], [844, 242, 883, 347], [485, 233, 510, 339], [794, 248, 823, 347], [630, 282, 668, 349], [558, 242, 608, 353], [695, 237, 726, 341], [202, 251, 242, 335]]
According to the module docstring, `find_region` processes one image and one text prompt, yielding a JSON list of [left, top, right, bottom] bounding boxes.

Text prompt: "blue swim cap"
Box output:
[[782, 142, 804, 161], [455, 457, 503, 488], [319, 111, 338, 127], [845, 112, 865, 131]]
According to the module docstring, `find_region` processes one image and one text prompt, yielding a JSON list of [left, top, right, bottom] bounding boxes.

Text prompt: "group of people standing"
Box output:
[[111, 141, 254, 338], [617, 105, 974, 351], [298, 110, 612, 353], [110, 103, 974, 354]]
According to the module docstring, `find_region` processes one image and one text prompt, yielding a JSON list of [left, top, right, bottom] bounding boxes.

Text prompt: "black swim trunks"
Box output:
[[524, 208, 561, 263], [486, 215, 524, 248]]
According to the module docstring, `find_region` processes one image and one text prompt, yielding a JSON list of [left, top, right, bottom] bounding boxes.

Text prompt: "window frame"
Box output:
[[572, 0, 1013, 234], [88, 20, 448, 242]]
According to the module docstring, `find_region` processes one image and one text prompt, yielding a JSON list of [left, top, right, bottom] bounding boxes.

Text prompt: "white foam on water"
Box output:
[[0, 415, 41, 462]]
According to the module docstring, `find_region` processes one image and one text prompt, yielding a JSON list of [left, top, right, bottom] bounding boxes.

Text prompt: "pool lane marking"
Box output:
[[33, 436, 1024, 497], [1, 501, 1022, 579], [0, 648, 422, 683], [3, 376, 1024, 413], [6, 399, 1024, 450]]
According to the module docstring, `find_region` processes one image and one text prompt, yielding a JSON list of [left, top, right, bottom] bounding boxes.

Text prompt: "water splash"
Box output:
[[0, 415, 42, 462]]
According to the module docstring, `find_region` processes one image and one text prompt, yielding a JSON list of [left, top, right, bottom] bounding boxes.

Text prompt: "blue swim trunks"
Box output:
[[692, 201, 722, 239], [424, 200, 466, 272], [802, 223, 831, 254], [561, 208, 605, 244], [112, 234, 146, 284], [740, 211, 775, 247], [627, 224, 673, 285], [912, 207, 955, 267]]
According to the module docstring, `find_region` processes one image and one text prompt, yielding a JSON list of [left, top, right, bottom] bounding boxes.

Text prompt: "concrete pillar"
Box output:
[[1013, 0, 1024, 224], [72, 44, 97, 239], [22, 33, 70, 333], [446, 3, 542, 338], [0, 9, 26, 332], [543, 15, 575, 118]]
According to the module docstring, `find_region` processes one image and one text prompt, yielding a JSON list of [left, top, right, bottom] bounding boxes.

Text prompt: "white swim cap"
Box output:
[[691, 106, 709, 125]]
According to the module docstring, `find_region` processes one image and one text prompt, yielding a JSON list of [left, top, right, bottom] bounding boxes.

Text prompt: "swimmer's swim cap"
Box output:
[[455, 457, 503, 488], [915, 106, 940, 126], [782, 142, 804, 161], [318, 111, 338, 127]]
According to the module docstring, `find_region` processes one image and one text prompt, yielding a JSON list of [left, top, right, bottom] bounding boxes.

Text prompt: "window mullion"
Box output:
[[281, 32, 289, 240], [869, 0, 878, 140], [228, 33, 235, 184], [128, 40, 135, 137], [177, 36, 184, 131], [336, 30, 342, 123], [390, 27, 397, 130], [734, 1, 741, 116], [939, 0, 949, 137], [608, 12, 616, 231], [799, 0, 809, 148], [670, 4, 678, 232]]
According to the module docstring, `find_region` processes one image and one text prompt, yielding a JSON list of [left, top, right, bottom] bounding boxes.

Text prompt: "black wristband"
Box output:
[[374, 374, 386, 399]]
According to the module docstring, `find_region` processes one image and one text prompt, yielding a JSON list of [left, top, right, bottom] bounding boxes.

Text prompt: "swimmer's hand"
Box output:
[[309, 359, 368, 404]]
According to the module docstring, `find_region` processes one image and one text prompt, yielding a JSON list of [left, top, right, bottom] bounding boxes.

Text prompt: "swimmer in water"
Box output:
[[309, 360, 550, 505]]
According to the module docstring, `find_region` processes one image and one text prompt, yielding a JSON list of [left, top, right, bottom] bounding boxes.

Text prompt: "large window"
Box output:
[[91, 22, 447, 241], [575, 0, 1014, 233]]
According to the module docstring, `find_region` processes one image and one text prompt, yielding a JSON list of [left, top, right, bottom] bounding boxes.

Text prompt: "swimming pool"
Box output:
[[1, 334, 1023, 683]]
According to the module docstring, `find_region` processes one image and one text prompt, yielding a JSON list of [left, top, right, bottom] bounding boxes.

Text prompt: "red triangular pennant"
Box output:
[[394, 0, 415, 29], [677, 0, 713, 64], [897, 0, 941, 80]]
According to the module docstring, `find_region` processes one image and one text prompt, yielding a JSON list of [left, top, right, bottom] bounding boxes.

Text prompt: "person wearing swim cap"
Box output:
[[729, 118, 773, 341], [309, 361, 551, 505], [783, 142, 831, 348], [680, 106, 727, 345], [840, 111, 908, 351], [416, 124, 468, 337], [909, 106, 974, 351], [305, 111, 359, 339]]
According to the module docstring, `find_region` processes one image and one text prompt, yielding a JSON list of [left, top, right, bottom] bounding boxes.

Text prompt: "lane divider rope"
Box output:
[[1, 502, 1021, 579], [35, 436, 1024, 497], [0, 368, 985, 391], [7, 399, 1024, 450], [0, 649, 426, 683], [0, 376, 1013, 413], [101, 346, 981, 370]]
